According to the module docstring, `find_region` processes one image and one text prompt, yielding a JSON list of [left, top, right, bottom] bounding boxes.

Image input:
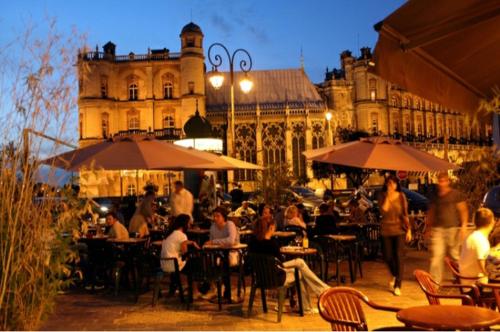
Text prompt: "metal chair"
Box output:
[[151, 257, 185, 307], [413, 269, 478, 305], [318, 286, 402, 331], [247, 253, 303, 323]]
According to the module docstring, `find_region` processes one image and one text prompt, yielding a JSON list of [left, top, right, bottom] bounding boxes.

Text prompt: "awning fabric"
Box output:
[[372, 0, 500, 115]]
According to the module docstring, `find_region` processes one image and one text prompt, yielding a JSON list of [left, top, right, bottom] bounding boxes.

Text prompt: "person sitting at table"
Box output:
[[106, 211, 129, 240], [284, 205, 307, 231], [459, 208, 496, 285], [315, 203, 339, 235], [205, 206, 240, 248], [161, 214, 200, 294], [234, 201, 256, 217], [296, 203, 311, 225], [128, 191, 154, 238], [248, 216, 330, 314], [348, 200, 367, 224]]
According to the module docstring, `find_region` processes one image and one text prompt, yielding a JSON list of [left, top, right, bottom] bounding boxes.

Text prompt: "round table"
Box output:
[[107, 238, 147, 244], [202, 243, 248, 304], [78, 235, 109, 242], [280, 246, 317, 257], [273, 231, 296, 238], [397, 305, 500, 330]]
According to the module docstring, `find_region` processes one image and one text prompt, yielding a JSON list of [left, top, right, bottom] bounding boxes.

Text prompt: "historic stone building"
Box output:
[[76, 22, 491, 196]]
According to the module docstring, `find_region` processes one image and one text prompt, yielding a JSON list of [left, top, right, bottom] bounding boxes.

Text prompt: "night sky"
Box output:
[[2, 0, 404, 83]]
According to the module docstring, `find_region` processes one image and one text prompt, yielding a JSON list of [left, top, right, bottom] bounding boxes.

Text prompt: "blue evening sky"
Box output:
[[1, 0, 404, 83]]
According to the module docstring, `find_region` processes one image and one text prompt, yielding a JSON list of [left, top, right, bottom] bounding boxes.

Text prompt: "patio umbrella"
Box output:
[[42, 136, 217, 171], [372, 0, 500, 114], [302, 137, 459, 172], [187, 155, 264, 170]]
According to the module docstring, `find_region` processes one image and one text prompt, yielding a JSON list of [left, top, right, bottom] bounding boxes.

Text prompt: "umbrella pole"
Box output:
[[120, 172, 123, 198], [136, 170, 139, 195]]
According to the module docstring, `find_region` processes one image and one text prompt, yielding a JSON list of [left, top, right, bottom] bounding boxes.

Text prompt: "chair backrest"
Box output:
[[414, 269, 441, 305], [317, 287, 369, 331], [444, 256, 461, 283], [248, 253, 286, 289]]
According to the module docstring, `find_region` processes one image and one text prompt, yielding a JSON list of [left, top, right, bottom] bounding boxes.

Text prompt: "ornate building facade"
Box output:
[[76, 22, 491, 196]]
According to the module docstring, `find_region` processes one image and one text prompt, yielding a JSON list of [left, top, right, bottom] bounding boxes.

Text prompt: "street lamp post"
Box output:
[[207, 43, 253, 157]]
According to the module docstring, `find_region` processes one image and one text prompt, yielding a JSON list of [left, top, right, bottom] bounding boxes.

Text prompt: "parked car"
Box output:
[[483, 185, 500, 218], [247, 188, 322, 213]]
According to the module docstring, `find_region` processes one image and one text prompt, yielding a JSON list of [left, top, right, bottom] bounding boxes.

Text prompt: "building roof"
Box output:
[[181, 22, 203, 35], [205, 68, 325, 111]]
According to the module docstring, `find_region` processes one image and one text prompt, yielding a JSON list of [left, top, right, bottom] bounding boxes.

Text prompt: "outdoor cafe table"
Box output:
[[396, 305, 500, 330], [202, 243, 248, 303], [187, 228, 210, 246], [321, 234, 358, 284], [107, 238, 148, 297], [272, 231, 296, 246], [280, 246, 317, 258], [78, 235, 110, 290]]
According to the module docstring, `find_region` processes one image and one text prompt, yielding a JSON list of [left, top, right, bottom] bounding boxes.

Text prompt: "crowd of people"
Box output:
[[72, 171, 499, 312]]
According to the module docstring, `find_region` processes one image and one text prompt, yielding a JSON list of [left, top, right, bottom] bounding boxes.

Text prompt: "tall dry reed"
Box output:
[[0, 20, 86, 330]]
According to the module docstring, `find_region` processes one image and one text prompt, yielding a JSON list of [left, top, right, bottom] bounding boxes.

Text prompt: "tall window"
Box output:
[[128, 110, 140, 130], [234, 124, 257, 181], [188, 81, 195, 94], [79, 113, 83, 139], [416, 115, 423, 136], [127, 184, 136, 196], [100, 76, 108, 98], [262, 123, 286, 166], [129, 83, 138, 100], [163, 115, 174, 128], [392, 113, 399, 134], [369, 78, 377, 101], [163, 82, 173, 99], [428, 116, 434, 136], [404, 114, 410, 134], [311, 122, 325, 149], [291, 122, 306, 178], [438, 118, 443, 136], [101, 112, 109, 138], [370, 112, 379, 134]]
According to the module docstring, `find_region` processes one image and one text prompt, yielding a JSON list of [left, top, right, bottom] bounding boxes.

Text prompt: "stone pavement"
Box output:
[[41, 248, 455, 331]]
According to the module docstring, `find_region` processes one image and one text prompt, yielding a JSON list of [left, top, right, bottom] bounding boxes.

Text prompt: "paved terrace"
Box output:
[[42, 249, 459, 331]]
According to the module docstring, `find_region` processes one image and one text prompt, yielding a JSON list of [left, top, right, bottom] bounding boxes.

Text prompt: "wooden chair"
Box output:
[[247, 253, 303, 323], [413, 269, 478, 305], [317, 287, 402, 331]]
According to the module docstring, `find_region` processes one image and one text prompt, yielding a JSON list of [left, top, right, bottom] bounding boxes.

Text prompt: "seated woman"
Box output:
[[248, 217, 330, 314], [283, 205, 307, 230], [161, 214, 200, 273], [315, 203, 339, 235]]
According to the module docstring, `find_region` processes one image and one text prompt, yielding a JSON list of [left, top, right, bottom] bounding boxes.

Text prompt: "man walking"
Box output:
[[426, 172, 468, 283]]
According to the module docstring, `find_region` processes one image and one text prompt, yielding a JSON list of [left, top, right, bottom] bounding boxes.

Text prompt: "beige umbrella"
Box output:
[[187, 154, 264, 170], [303, 136, 459, 172], [42, 136, 217, 171]]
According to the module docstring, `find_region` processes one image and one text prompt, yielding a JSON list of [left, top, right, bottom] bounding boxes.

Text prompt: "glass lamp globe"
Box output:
[[239, 77, 253, 94], [209, 70, 224, 90]]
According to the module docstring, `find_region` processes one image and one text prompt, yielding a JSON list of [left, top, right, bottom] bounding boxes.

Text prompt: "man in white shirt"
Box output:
[[169, 181, 194, 220], [459, 208, 495, 285]]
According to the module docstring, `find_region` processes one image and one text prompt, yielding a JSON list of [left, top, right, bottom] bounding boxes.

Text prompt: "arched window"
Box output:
[[416, 115, 423, 136], [163, 115, 174, 128], [127, 110, 140, 130], [392, 113, 399, 134], [129, 83, 138, 100], [163, 82, 173, 99], [101, 112, 109, 138], [404, 114, 411, 134], [369, 78, 377, 101]]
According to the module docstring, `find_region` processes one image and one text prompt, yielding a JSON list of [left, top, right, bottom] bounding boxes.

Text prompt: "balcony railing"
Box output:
[[113, 128, 182, 141], [80, 51, 181, 62], [387, 133, 493, 149]]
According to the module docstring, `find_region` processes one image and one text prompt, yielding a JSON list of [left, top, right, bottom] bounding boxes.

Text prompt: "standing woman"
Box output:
[[379, 175, 411, 296]]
